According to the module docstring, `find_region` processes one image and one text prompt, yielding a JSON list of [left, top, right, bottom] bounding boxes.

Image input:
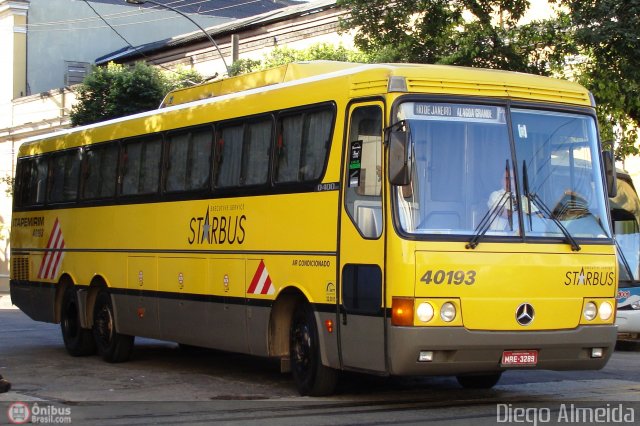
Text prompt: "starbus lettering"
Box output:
[[564, 267, 615, 286], [188, 208, 246, 245]]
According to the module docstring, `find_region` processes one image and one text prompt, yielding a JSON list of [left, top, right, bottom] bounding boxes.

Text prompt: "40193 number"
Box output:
[[420, 269, 476, 285]]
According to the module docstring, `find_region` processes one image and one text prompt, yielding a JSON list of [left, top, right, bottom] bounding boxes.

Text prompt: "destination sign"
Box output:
[[414, 103, 500, 121]]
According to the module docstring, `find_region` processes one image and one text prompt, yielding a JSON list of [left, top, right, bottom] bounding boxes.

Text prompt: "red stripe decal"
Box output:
[[44, 228, 63, 279], [260, 275, 272, 295], [247, 260, 265, 294]]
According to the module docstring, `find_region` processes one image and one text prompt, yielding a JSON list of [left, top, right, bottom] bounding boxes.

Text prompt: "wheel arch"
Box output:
[[54, 273, 75, 323], [268, 286, 307, 357], [85, 275, 109, 326]]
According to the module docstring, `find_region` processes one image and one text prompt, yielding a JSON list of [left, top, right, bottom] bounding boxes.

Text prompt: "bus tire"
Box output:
[[92, 290, 134, 363], [60, 285, 96, 356], [456, 372, 502, 389], [290, 303, 337, 396]]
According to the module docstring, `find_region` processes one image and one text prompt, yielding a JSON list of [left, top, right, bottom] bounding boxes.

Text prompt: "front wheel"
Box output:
[[290, 303, 337, 396], [456, 372, 502, 389], [60, 285, 96, 356], [93, 290, 134, 363]]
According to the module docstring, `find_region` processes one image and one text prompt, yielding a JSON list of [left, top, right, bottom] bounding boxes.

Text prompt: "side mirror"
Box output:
[[602, 147, 617, 198], [388, 122, 411, 186]]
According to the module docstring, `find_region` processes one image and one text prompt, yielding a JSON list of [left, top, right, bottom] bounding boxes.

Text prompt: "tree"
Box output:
[[336, 0, 559, 74], [70, 62, 204, 127], [229, 58, 263, 77], [558, 0, 640, 158], [0, 175, 13, 197], [229, 43, 370, 76]]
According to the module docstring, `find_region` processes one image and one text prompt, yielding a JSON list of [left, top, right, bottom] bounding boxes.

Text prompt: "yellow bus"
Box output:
[[10, 62, 618, 395]]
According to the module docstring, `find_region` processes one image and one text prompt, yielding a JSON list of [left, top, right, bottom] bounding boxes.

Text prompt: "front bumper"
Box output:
[[387, 324, 617, 376]]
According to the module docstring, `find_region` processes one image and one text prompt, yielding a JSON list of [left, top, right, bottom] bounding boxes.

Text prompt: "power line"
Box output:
[[81, 0, 138, 48], [28, 0, 235, 28], [26, 15, 204, 33], [198, 0, 263, 15], [80, 0, 205, 81]]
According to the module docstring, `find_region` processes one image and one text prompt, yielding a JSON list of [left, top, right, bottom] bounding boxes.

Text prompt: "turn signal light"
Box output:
[[392, 297, 414, 326], [325, 320, 334, 333]]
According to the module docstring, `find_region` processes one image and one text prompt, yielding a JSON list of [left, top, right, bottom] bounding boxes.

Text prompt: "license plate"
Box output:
[[501, 350, 538, 366]]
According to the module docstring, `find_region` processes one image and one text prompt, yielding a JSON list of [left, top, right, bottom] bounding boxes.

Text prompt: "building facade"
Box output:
[[98, 1, 348, 78]]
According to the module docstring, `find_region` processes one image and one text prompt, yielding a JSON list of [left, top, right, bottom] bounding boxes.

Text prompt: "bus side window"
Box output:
[[275, 107, 333, 184], [276, 114, 303, 183], [33, 158, 48, 206], [121, 135, 162, 196], [166, 127, 213, 192], [82, 143, 119, 200], [345, 105, 383, 239], [215, 124, 244, 188], [301, 109, 332, 181], [243, 118, 272, 186], [48, 149, 81, 203]]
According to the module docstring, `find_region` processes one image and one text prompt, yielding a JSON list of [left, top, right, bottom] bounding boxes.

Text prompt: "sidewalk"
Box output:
[[0, 293, 16, 310]]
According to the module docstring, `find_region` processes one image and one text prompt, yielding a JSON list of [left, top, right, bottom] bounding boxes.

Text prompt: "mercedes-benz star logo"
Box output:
[[516, 303, 535, 326]]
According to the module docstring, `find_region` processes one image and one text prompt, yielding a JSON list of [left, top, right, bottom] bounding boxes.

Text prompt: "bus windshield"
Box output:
[[395, 102, 611, 241]]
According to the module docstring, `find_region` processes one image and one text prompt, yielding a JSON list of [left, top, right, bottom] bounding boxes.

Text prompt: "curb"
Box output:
[[0, 392, 44, 402]]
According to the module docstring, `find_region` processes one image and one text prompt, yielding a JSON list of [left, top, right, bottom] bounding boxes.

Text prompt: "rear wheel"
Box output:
[[290, 303, 337, 396], [456, 372, 502, 389], [93, 290, 134, 363], [60, 285, 96, 356]]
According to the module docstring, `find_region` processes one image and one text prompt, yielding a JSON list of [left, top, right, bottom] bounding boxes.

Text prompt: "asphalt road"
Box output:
[[1, 299, 640, 425]]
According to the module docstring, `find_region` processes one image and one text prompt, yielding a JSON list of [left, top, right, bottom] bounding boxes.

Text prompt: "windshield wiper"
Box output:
[[466, 160, 514, 250], [522, 161, 581, 252], [466, 191, 511, 249]]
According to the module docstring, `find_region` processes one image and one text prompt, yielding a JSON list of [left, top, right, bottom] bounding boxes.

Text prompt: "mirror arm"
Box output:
[[602, 141, 617, 198]]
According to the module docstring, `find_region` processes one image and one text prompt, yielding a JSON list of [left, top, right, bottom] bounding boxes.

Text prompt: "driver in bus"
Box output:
[[488, 167, 540, 231]]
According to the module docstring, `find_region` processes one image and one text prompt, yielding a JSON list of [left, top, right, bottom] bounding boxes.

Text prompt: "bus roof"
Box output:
[[160, 61, 363, 108], [18, 61, 593, 156], [161, 61, 593, 108]]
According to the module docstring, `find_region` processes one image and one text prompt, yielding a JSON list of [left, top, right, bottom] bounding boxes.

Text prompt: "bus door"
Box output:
[[338, 102, 386, 372]]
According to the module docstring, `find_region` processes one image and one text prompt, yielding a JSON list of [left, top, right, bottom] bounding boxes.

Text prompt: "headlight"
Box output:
[[416, 302, 434, 323], [440, 302, 456, 322], [599, 301, 613, 321], [583, 302, 597, 321]]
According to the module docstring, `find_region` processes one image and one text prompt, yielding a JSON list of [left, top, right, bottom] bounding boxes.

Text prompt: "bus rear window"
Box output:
[[15, 156, 48, 207]]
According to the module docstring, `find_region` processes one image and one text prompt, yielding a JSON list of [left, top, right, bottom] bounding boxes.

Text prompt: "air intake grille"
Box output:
[[11, 257, 29, 281]]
